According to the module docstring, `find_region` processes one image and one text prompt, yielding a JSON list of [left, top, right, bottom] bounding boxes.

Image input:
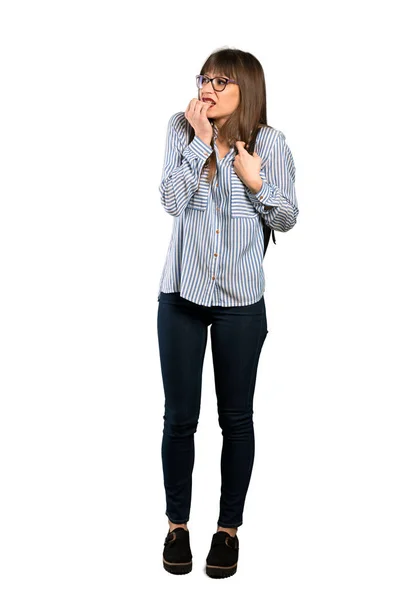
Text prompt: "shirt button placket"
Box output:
[[213, 179, 220, 285], [215, 182, 220, 211]]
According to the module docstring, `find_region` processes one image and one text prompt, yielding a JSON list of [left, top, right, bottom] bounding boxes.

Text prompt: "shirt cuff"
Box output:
[[182, 135, 213, 162], [245, 177, 282, 209]]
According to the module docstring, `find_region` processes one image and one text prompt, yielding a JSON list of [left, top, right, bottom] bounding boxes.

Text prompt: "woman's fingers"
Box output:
[[184, 99, 212, 137]]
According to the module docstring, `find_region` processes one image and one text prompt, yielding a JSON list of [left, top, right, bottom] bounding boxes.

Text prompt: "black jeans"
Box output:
[[157, 291, 268, 528]]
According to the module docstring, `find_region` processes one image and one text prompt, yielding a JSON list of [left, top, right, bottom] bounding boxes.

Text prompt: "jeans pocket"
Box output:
[[230, 171, 258, 219]]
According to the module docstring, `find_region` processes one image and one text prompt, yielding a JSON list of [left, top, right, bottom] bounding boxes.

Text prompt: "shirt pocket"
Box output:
[[187, 167, 210, 211], [230, 169, 258, 219]]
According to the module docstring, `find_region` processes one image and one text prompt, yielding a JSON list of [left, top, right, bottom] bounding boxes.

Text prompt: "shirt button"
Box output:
[[259, 195, 264, 199], [216, 183, 219, 187], [214, 253, 218, 257], [216, 229, 219, 233], [216, 206, 220, 211], [212, 276, 215, 280]]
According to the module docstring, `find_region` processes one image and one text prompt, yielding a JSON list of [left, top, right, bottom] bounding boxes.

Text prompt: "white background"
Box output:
[[1, 0, 399, 598]]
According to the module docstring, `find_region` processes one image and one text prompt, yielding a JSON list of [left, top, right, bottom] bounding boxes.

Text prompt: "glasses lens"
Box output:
[[196, 75, 228, 91], [196, 75, 205, 89], [213, 78, 227, 91]]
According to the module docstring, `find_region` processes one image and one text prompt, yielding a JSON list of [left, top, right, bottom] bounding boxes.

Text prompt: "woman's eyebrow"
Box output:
[[205, 73, 228, 78]]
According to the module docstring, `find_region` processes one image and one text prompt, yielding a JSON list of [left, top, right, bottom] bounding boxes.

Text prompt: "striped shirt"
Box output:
[[157, 111, 299, 307]]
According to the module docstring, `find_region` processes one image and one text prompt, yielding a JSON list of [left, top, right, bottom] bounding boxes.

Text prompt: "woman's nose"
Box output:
[[202, 81, 214, 93]]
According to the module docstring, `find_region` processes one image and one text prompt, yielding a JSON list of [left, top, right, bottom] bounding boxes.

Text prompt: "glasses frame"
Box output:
[[195, 74, 238, 92]]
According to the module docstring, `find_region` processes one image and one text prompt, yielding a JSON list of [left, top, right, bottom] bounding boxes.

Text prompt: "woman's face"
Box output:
[[198, 71, 240, 129]]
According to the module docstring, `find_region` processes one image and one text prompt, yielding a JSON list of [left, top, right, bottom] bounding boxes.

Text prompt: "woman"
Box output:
[[157, 48, 299, 578]]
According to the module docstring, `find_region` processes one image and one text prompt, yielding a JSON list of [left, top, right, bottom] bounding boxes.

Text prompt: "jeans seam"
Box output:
[[246, 312, 267, 411]]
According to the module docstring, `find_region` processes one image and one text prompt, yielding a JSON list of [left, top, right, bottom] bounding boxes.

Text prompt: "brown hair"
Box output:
[[189, 47, 273, 184]]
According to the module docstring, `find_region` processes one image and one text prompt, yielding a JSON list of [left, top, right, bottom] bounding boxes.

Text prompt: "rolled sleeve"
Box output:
[[245, 131, 299, 232], [182, 135, 213, 162], [245, 175, 283, 209]]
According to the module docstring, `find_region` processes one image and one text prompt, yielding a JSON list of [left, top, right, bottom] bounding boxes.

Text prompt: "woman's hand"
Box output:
[[184, 99, 213, 146], [233, 141, 262, 192]]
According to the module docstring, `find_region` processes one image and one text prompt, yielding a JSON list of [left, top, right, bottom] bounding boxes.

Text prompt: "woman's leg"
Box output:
[[210, 296, 268, 529], [157, 293, 209, 525]]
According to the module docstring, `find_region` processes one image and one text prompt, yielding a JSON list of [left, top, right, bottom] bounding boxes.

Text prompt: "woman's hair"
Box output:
[[189, 46, 273, 184]]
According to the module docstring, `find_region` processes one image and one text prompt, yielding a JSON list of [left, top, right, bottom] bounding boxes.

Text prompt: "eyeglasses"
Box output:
[[195, 74, 238, 92]]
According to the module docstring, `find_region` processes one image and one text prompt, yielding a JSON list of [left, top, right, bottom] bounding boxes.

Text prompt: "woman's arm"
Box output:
[[245, 131, 299, 232], [159, 113, 213, 216]]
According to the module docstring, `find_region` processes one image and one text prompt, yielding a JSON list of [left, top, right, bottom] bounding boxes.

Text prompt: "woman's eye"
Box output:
[[217, 79, 226, 86]]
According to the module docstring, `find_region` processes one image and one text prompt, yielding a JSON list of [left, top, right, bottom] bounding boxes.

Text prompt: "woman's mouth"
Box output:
[[202, 98, 216, 107]]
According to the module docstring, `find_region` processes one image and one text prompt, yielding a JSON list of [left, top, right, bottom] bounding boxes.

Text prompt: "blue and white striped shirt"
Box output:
[[157, 111, 299, 307]]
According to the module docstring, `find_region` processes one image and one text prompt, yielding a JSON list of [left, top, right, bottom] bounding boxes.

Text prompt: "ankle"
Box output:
[[168, 519, 188, 532], [217, 526, 237, 537]]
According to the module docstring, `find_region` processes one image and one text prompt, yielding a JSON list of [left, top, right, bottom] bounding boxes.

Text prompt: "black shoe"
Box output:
[[205, 531, 239, 578], [163, 527, 193, 575]]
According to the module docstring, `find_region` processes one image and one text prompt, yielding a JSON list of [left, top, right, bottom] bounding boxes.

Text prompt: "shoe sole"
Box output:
[[163, 557, 192, 574], [206, 562, 237, 578]]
